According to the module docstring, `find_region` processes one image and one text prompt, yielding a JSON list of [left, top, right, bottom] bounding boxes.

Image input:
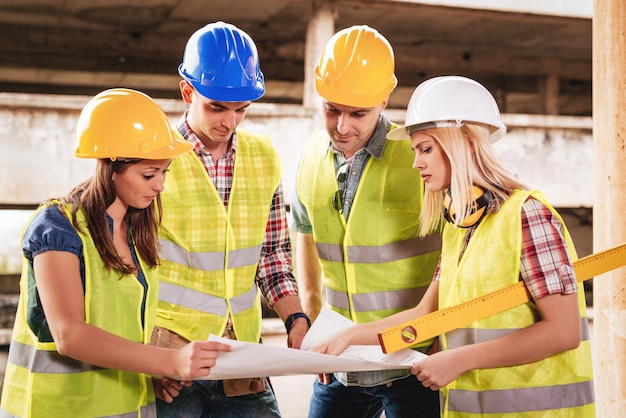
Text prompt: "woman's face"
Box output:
[[112, 159, 172, 209], [410, 131, 451, 193]]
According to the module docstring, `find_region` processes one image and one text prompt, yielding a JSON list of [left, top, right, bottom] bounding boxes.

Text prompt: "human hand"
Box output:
[[411, 349, 465, 390], [316, 373, 333, 384], [152, 376, 191, 403], [287, 320, 309, 349], [309, 331, 351, 385], [174, 340, 232, 379], [426, 339, 440, 355], [310, 331, 350, 357]]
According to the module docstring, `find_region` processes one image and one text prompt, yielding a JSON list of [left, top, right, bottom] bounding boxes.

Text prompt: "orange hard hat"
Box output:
[[74, 88, 192, 160], [315, 25, 397, 108]]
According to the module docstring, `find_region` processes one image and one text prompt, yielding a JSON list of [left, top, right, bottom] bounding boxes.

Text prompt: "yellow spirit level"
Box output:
[[378, 243, 626, 354]]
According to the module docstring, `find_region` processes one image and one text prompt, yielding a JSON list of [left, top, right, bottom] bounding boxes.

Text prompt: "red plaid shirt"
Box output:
[[434, 195, 578, 300], [177, 114, 299, 307]]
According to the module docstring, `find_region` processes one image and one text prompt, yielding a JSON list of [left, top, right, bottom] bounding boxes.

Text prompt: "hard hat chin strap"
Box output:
[[443, 186, 494, 228]]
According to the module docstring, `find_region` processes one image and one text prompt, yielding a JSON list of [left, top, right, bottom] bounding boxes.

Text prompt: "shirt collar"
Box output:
[[105, 212, 114, 237], [104, 212, 133, 244]]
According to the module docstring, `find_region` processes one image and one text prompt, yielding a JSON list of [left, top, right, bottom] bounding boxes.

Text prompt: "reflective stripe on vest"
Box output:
[[159, 282, 258, 316], [8, 340, 103, 374], [326, 286, 428, 312], [446, 317, 590, 348], [445, 380, 594, 414], [316, 235, 441, 263], [159, 239, 262, 270]]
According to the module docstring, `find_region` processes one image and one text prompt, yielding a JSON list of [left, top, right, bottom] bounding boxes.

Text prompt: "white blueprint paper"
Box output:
[[196, 307, 426, 380]]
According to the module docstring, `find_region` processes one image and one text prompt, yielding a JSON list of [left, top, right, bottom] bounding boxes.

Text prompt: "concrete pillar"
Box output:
[[592, 0, 626, 414], [303, 1, 335, 110]]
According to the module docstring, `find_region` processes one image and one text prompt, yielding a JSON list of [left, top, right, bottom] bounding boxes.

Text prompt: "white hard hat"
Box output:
[[387, 76, 507, 143]]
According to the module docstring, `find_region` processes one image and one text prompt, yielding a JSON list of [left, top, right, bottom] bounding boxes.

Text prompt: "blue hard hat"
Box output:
[[178, 21, 265, 102]]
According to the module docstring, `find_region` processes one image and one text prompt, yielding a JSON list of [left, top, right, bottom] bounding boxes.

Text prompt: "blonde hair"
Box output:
[[418, 123, 528, 236]]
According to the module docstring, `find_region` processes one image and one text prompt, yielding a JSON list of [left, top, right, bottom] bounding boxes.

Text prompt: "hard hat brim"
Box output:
[[143, 128, 193, 159], [187, 78, 264, 102], [387, 120, 507, 143], [74, 127, 193, 160]]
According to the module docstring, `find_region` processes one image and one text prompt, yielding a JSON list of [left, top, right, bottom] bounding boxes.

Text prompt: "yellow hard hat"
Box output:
[[74, 88, 192, 160], [315, 25, 397, 108]]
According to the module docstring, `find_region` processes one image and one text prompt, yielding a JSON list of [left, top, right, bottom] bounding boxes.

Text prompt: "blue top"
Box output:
[[22, 205, 148, 341]]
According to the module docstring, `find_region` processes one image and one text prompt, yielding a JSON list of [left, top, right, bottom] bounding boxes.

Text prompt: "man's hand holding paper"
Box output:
[[184, 307, 427, 380]]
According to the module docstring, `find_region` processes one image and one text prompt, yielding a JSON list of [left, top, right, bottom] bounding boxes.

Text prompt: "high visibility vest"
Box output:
[[439, 190, 595, 417], [0, 204, 157, 418], [157, 130, 281, 343], [296, 129, 441, 344]]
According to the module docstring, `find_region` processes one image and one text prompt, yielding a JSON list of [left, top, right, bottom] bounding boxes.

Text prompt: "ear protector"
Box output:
[[443, 186, 493, 228]]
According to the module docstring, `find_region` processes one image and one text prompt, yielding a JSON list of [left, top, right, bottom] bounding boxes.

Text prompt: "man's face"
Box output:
[[322, 100, 386, 159], [180, 81, 250, 150]]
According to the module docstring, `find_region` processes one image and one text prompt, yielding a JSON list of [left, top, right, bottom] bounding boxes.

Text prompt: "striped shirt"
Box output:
[[177, 114, 299, 307]]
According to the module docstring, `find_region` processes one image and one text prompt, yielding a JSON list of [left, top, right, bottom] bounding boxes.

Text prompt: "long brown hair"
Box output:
[[45, 158, 162, 274]]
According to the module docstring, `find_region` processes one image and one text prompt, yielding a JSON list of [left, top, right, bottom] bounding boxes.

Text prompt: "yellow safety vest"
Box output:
[[1, 204, 157, 418], [297, 129, 441, 343], [439, 190, 595, 417], [157, 130, 281, 343]]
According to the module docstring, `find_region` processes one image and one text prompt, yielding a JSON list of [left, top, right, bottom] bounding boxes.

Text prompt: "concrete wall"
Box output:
[[494, 114, 593, 207]]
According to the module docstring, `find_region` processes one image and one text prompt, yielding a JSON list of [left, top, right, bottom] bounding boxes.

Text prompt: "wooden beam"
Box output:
[[592, 0, 626, 415]]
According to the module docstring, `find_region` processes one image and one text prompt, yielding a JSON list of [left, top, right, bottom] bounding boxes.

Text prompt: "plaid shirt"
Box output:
[[434, 195, 578, 300], [177, 113, 298, 307]]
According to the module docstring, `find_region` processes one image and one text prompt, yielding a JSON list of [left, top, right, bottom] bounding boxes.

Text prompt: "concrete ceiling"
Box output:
[[0, 0, 592, 114]]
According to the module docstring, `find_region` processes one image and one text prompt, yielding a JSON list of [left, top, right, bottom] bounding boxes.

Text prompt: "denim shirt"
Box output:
[[290, 114, 416, 387]]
